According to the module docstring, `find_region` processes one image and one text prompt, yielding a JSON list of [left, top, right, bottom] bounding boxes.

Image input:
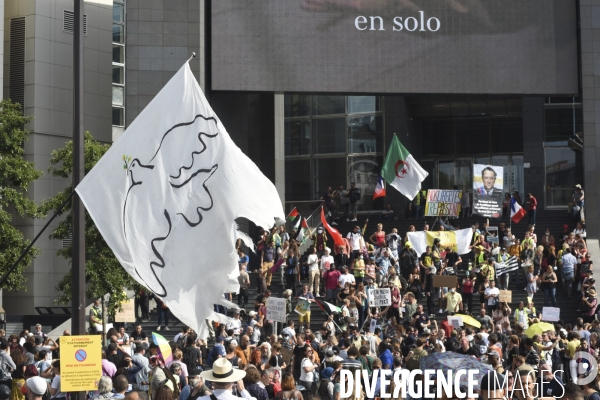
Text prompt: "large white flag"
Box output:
[[76, 63, 285, 338]]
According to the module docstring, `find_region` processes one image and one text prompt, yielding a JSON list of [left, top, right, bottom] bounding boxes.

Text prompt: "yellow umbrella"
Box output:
[[525, 322, 555, 338], [457, 314, 481, 328]]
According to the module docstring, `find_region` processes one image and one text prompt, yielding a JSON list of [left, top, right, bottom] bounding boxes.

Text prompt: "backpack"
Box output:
[[182, 347, 198, 371], [406, 348, 427, 371], [177, 334, 187, 350]]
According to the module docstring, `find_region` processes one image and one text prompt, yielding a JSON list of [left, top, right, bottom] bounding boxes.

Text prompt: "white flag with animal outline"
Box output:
[[76, 63, 285, 339]]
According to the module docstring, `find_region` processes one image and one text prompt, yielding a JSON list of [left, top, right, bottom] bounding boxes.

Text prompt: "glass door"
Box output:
[[438, 160, 455, 189], [455, 159, 472, 191]]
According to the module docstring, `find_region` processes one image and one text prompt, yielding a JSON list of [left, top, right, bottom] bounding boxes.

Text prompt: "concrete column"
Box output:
[[274, 94, 285, 206], [579, 1, 600, 254]]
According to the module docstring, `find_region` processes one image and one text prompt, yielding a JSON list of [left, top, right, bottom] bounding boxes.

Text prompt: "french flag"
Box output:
[[510, 197, 526, 224], [373, 175, 386, 200]]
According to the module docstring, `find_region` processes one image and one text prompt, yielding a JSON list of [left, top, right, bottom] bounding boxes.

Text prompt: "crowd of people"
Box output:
[[0, 185, 592, 400]]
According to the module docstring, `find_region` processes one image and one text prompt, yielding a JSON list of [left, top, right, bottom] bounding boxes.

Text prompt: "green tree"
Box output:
[[0, 100, 43, 291], [44, 132, 137, 315]]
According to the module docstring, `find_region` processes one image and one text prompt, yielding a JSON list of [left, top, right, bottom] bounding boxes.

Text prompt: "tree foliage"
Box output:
[[0, 100, 43, 291], [43, 132, 138, 314]]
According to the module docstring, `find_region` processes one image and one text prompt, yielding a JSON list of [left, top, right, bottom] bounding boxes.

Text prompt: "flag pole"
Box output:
[[72, 0, 86, 338], [71, 3, 85, 400]]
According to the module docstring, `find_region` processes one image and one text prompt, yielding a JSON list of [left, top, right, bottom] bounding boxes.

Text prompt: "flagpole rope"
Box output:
[[0, 191, 75, 288]]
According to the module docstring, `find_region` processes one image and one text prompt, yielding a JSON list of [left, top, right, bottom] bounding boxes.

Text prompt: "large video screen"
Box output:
[[211, 0, 578, 94]]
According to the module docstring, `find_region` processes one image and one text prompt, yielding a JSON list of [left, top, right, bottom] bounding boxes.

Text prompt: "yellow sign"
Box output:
[[115, 299, 135, 322], [425, 231, 457, 252], [60, 335, 102, 391]]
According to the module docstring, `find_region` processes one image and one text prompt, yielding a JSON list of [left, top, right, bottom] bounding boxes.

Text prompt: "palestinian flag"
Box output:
[[295, 217, 308, 242], [381, 134, 428, 200], [287, 207, 299, 221]]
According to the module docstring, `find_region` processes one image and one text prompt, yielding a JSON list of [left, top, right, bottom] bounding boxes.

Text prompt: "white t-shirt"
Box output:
[[300, 358, 315, 382], [338, 274, 355, 287], [347, 232, 362, 251], [320, 255, 334, 272], [307, 254, 319, 272], [226, 319, 242, 335], [281, 327, 296, 338], [484, 287, 500, 305], [51, 375, 64, 399]]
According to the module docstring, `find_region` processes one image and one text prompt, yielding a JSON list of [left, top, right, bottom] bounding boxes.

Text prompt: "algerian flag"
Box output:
[[381, 134, 428, 200]]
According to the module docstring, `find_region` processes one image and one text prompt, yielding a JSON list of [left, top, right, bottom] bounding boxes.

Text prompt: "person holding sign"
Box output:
[[442, 286, 463, 315]]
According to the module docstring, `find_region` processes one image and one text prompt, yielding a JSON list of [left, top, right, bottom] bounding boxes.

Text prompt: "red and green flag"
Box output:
[[287, 207, 299, 221], [381, 134, 429, 200]]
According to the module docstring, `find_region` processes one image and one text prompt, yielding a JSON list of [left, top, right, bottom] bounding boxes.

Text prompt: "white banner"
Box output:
[[266, 297, 287, 323], [407, 227, 472, 256]]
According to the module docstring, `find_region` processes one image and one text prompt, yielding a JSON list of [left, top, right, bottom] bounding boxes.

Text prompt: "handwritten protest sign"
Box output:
[[267, 297, 287, 323], [499, 290, 512, 303], [542, 307, 560, 322], [433, 275, 457, 288], [425, 190, 462, 217], [368, 288, 391, 307]]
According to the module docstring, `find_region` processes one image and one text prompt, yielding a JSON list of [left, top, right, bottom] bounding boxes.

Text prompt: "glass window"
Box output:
[[545, 148, 581, 207], [422, 119, 453, 155], [348, 155, 383, 211], [284, 95, 310, 118], [113, 3, 124, 23], [314, 158, 347, 199], [455, 118, 489, 155], [112, 86, 124, 106], [491, 117, 523, 153], [285, 120, 310, 156], [420, 160, 436, 190], [455, 159, 472, 191], [545, 107, 582, 143], [113, 24, 124, 44], [112, 107, 124, 126], [438, 160, 455, 189], [285, 159, 311, 201], [348, 97, 380, 114], [491, 155, 510, 195], [510, 155, 524, 196], [113, 45, 124, 64], [313, 96, 345, 115], [475, 156, 490, 165], [112, 66, 124, 84], [348, 115, 383, 154], [313, 118, 346, 154]]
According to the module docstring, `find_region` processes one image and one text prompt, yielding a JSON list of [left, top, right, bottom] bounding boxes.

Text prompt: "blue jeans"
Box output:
[[544, 287, 557, 307], [158, 308, 169, 326], [528, 209, 536, 225]]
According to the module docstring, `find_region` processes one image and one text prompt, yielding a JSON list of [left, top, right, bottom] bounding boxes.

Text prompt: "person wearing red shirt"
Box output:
[[527, 193, 537, 225], [322, 264, 341, 305]]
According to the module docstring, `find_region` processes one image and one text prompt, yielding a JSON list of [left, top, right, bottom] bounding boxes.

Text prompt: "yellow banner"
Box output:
[[425, 231, 457, 252], [60, 335, 102, 392]]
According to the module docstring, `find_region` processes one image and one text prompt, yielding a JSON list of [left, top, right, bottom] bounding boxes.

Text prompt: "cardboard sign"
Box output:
[[115, 299, 135, 322], [294, 298, 311, 316], [542, 307, 560, 322], [499, 290, 512, 303], [60, 335, 102, 391], [267, 297, 287, 323], [368, 288, 391, 307], [447, 316, 463, 329], [369, 319, 378, 333], [433, 275, 458, 288], [424, 190, 462, 217]]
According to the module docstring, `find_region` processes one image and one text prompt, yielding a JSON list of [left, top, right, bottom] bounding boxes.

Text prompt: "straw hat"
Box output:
[[200, 358, 246, 382]]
